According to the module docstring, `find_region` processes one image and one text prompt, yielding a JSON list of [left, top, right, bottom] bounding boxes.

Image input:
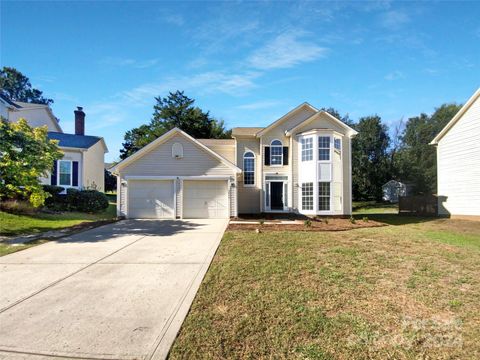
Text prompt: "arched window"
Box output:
[[243, 151, 255, 186], [270, 139, 283, 165], [172, 142, 183, 158]]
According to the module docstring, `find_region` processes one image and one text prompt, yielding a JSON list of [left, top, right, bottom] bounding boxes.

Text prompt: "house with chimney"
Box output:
[[0, 95, 108, 191]]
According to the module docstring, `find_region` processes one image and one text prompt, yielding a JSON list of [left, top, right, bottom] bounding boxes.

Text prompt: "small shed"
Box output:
[[382, 180, 409, 203]]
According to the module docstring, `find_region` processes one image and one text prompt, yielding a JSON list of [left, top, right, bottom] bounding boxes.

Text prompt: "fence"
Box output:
[[399, 195, 438, 216]]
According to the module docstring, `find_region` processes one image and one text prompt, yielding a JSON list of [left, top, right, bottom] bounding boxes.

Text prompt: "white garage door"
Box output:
[[128, 180, 175, 219], [183, 180, 229, 218]]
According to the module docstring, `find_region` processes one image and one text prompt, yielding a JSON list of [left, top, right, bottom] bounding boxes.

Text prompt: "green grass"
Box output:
[[353, 200, 398, 215], [169, 217, 480, 359], [0, 240, 48, 257], [0, 203, 116, 236]]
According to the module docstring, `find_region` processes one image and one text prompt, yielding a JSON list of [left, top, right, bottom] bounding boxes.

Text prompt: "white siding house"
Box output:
[[431, 88, 480, 218]]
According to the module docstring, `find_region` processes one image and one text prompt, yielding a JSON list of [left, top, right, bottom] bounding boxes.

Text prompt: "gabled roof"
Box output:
[[231, 127, 264, 137], [197, 138, 235, 146], [285, 111, 358, 137], [430, 88, 480, 145], [0, 94, 21, 108], [48, 132, 108, 152], [111, 128, 241, 174], [255, 102, 318, 137]]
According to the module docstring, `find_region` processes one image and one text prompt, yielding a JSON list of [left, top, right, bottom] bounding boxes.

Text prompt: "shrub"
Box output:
[[304, 219, 312, 227], [259, 219, 265, 225], [324, 218, 329, 224], [362, 216, 369, 222], [72, 189, 109, 213], [43, 187, 109, 213], [349, 216, 356, 224], [0, 200, 37, 214]]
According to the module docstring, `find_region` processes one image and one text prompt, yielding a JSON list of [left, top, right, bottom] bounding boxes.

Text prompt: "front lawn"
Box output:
[[0, 202, 116, 237], [170, 217, 480, 359]]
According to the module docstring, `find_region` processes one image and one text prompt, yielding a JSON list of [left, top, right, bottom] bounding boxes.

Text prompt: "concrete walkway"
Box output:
[[0, 219, 228, 360]]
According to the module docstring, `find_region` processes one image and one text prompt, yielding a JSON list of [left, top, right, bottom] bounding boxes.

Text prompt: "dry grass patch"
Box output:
[[169, 218, 480, 359]]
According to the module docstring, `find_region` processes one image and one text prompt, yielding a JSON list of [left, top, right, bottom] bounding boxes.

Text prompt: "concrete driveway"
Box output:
[[0, 219, 228, 360]]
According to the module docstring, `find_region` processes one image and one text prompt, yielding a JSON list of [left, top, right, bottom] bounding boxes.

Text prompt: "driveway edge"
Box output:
[[148, 220, 229, 360]]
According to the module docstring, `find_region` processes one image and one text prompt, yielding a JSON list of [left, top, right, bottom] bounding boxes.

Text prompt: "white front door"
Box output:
[[183, 180, 229, 218], [127, 180, 175, 219]]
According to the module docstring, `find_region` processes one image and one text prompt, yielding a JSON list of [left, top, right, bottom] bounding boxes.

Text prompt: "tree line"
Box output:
[[1, 67, 461, 201]]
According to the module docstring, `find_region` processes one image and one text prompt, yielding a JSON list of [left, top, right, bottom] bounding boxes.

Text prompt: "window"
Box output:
[[58, 160, 72, 186], [270, 139, 283, 165], [318, 136, 330, 161], [243, 151, 255, 185], [302, 182, 313, 210], [318, 182, 331, 211], [301, 137, 313, 161], [334, 138, 341, 153]]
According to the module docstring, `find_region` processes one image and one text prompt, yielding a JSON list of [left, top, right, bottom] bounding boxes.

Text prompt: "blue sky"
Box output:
[[2, 0, 479, 162]]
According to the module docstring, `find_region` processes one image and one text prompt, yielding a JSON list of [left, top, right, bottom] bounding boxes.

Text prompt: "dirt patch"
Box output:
[[228, 218, 385, 231]]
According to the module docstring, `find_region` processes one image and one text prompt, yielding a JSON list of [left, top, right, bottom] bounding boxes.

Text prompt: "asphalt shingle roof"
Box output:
[[47, 132, 102, 149]]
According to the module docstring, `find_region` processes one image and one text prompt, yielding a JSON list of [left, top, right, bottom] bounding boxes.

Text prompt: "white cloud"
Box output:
[[248, 31, 328, 70], [236, 100, 281, 110], [380, 10, 410, 29], [384, 70, 404, 81], [121, 71, 261, 104], [100, 57, 159, 69]]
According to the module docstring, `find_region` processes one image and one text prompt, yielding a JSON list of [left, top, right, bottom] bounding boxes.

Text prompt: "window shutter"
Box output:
[[72, 161, 79, 187], [264, 146, 270, 166], [51, 161, 58, 185], [283, 147, 289, 165]]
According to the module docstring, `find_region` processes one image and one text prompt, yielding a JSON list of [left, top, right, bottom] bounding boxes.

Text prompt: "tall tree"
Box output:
[[351, 116, 390, 200], [120, 91, 230, 159], [396, 103, 462, 194], [0, 118, 62, 207], [0, 67, 54, 105], [321, 107, 355, 127]]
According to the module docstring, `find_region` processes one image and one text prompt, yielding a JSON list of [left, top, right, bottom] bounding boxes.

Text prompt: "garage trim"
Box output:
[[126, 177, 177, 219], [180, 176, 232, 219]]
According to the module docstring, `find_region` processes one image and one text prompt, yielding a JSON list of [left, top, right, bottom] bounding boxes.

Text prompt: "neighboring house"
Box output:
[[430, 88, 480, 218], [111, 103, 358, 219], [382, 180, 412, 203], [0, 96, 108, 192]]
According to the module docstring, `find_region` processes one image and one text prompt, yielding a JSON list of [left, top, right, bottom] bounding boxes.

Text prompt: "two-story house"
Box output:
[[111, 103, 357, 218], [0, 95, 108, 191]]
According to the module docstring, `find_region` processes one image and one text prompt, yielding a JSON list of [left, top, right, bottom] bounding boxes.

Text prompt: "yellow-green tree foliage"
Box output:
[[0, 118, 62, 207]]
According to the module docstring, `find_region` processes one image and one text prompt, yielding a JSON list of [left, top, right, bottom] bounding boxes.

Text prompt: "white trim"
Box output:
[[270, 139, 283, 167], [125, 175, 177, 180], [178, 175, 231, 180], [111, 127, 241, 174], [256, 102, 318, 137], [285, 111, 358, 137], [263, 173, 290, 212], [243, 150, 256, 187], [57, 160, 73, 187], [430, 87, 480, 144]]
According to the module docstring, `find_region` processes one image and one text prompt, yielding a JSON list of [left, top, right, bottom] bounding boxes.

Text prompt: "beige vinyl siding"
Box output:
[[9, 107, 61, 132], [236, 137, 261, 214], [437, 96, 480, 216], [202, 144, 235, 163], [83, 140, 106, 191], [121, 134, 233, 177]]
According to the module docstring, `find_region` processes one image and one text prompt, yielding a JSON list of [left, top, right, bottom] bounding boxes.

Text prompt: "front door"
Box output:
[[270, 182, 284, 210]]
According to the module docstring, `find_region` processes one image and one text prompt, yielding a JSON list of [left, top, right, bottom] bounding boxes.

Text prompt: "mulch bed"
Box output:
[[228, 218, 386, 232]]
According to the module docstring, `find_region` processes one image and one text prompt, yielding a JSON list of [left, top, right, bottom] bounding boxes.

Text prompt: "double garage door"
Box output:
[[127, 179, 228, 219]]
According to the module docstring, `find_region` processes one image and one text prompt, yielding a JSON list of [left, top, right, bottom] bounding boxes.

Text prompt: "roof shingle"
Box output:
[[47, 132, 102, 149]]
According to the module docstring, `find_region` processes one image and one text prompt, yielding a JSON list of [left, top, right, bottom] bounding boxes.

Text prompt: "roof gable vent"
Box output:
[[172, 142, 183, 159]]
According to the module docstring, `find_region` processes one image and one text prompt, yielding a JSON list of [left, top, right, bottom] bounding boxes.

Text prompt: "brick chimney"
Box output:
[[74, 106, 85, 135]]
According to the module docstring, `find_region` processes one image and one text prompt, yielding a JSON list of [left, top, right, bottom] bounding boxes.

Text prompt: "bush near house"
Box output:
[[43, 185, 109, 213]]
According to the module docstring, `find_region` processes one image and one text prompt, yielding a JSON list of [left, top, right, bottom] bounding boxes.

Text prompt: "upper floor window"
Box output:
[[301, 137, 313, 161], [58, 160, 72, 186], [243, 151, 255, 186], [318, 136, 330, 161], [270, 139, 283, 166], [334, 138, 341, 154]]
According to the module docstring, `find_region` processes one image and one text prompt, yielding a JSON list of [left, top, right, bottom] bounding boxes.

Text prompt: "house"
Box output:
[[111, 103, 358, 219], [382, 180, 412, 203], [430, 88, 480, 218], [0, 96, 108, 192]]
